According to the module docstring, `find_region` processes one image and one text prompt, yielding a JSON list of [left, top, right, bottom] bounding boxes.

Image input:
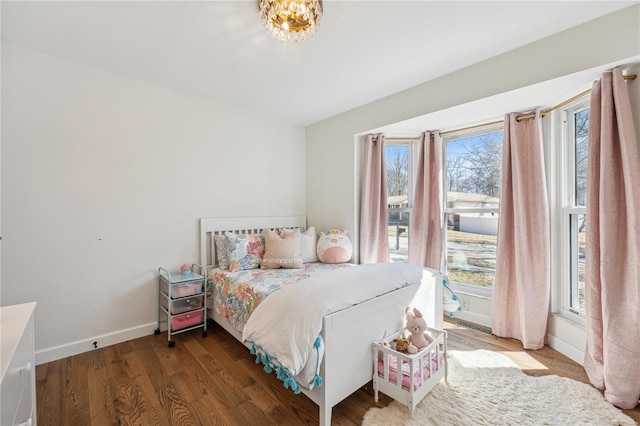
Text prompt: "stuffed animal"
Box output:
[[404, 307, 433, 354], [443, 278, 462, 318], [316, 229, 352, 263], [392, 337, 410, 353]]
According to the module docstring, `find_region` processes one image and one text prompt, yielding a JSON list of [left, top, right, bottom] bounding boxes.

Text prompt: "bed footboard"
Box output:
[[301, 269, 442, 425]]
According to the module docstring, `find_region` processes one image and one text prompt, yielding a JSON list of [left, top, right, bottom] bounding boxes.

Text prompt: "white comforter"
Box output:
[[242, 262, 427, 392]]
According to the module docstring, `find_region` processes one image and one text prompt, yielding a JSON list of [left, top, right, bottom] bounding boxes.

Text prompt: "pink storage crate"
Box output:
[[171, 311, 203, 330]]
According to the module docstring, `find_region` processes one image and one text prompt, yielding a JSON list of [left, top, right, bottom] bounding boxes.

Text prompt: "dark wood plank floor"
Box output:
[[36, 318, 640, 425]]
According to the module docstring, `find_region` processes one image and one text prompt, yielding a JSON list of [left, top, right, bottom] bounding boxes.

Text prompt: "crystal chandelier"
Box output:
[[258, 0, 323, 43]]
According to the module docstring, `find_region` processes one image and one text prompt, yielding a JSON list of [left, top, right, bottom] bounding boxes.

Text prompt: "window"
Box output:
[[444, 129, 502, 295], [380, 90, 595, 325], [385, 142, 413, 262], [383, 128, 503, 287], [562, 100, 589, 317]]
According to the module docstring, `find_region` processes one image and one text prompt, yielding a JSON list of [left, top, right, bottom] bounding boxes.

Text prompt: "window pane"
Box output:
[[386, 145, 409, 199], [386, 144, 410, 263], [565, 104, 588, 318], [445, 131, 502, 289], [574, 109, 589, 206], [446, 131, 502, 205], [445, 214, 497, 288], [388, 212, 409, 263], [569, 213, 586, 314]]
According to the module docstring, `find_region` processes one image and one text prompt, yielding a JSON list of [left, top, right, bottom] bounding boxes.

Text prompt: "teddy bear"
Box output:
[[404, 307, 433, 354], [392, 337, 410, 353]]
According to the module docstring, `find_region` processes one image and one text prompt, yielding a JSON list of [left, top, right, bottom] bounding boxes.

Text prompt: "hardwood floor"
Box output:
[[36, 318, 640, 425]]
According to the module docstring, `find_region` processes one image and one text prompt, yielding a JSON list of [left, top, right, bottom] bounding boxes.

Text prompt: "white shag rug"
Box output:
[[363, 350, 636, 426]]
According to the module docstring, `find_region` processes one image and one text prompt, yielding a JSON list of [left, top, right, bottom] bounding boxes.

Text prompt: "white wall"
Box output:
[[306, 7, 639, 359], [1, 44, 305, 363]]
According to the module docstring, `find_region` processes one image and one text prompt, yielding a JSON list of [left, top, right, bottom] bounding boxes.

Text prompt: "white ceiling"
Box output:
[[1, 1, 637, 128]]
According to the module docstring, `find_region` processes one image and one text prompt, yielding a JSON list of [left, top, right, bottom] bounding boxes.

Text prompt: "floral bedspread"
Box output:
[[208, 262, 351, 332]]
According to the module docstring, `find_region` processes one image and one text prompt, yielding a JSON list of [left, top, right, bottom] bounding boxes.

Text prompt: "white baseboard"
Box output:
[[35, 322, 158, 365], [35, 318, 586, 368], [546, 334, 585, 366]]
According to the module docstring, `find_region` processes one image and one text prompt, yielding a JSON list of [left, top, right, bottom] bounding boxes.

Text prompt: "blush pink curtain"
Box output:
[[409, 131, 443, 270], [360, 134, 389, 264], [583, 68, 640, 410], [491, 109, 550, 350]]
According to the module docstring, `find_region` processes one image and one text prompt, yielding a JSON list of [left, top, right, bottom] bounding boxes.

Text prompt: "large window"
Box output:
[[562, 100, 589, 316], [385, 142, 413, 262], [380, 91, 596, 326], [444, 129, 502, 294], [383, 129, 504, 291]]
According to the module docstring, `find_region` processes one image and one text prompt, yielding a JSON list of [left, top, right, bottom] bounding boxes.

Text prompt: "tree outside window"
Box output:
[[385, 143, 411, 262]]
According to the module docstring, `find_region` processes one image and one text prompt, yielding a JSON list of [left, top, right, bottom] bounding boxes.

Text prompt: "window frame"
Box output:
[[559, 98, 590, 322], [442, 125, 503, 299]]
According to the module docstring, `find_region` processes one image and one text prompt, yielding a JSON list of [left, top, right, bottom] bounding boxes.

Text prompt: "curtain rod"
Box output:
[[385, 73, 637, 141]]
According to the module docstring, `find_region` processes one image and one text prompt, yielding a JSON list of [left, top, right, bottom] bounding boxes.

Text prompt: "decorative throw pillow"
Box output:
[[261, 229, 304, 269], [282, 226, 318, 263], [226, 233, 265, 272], [317, 230, 352, 264], [214, 234, 231, 269]]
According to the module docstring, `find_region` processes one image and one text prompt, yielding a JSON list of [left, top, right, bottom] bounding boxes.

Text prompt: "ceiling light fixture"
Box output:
[[259, 0, 323, 43]]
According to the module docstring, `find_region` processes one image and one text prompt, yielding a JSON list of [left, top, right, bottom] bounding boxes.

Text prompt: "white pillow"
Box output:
[[282, 226, 318, 263], [261, 229, 304, 269]]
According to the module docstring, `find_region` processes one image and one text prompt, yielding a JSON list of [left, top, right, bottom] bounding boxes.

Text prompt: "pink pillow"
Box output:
[[261, 229, 304, 269]]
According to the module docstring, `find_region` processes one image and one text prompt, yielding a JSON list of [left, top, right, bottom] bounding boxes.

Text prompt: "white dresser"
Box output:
[[1, 302, 37, 426]]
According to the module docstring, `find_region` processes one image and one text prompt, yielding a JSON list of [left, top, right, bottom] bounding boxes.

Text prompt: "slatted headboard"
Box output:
[[199, 216, 307, 269]]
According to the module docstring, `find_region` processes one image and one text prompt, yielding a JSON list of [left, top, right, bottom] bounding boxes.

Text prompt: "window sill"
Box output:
[[549, 310, 586, 329], [448, 281, 493, 300]]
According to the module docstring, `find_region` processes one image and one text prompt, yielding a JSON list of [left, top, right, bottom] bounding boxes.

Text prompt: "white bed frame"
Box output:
[[200, 216, 443, 425]]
